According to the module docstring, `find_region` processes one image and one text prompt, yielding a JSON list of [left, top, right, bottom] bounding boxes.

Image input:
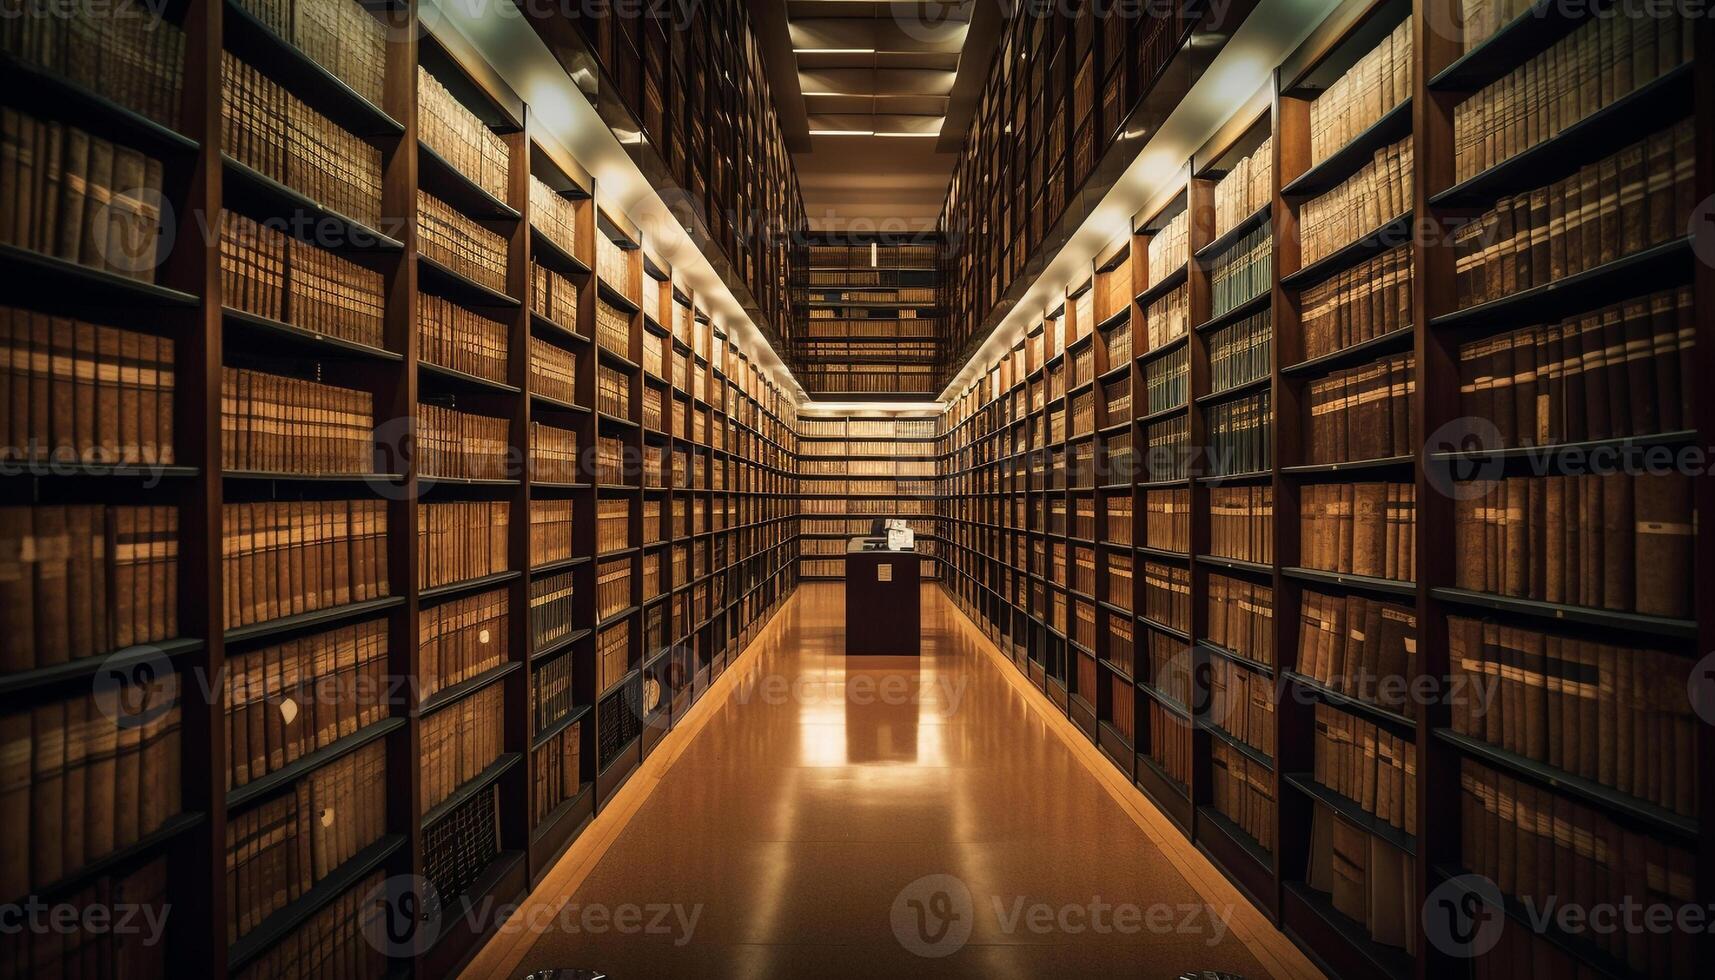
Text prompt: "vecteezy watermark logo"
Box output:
[[1688, 652, 1715, 726], [1691, 194, 1715, 270], [890, 873, 974, 957], [1423, 873, 1506, 959], [361, 875, 443, 958], [88, 184, 173, 277], [91, 646, 177, 730], [1423, 416, 1505, 501], [367, 415, 422, 500]]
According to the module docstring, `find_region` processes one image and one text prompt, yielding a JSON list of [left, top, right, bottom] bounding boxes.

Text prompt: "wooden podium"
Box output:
[[844, 538, 921, 655]]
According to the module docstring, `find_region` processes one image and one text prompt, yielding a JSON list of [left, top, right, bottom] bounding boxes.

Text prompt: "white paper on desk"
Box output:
[[887, 527, 914, 551]]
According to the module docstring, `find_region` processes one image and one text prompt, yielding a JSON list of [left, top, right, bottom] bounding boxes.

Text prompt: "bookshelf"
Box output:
[[937, 1, 1712, 978], [797, 415, 941, 583], [0, 2, 801, 977], [795, 236, 943, 397]]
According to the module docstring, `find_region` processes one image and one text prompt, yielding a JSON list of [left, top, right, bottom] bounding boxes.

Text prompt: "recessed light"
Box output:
[[793, 48, 876, 54], [809, 129, 875, 136]]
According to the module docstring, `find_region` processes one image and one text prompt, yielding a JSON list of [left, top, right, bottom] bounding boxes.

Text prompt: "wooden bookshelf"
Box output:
[[796, 415, 941, 581], [795, 236, 943, 398], [0, 2, 801, 978], [935, 2, 1713, 978]]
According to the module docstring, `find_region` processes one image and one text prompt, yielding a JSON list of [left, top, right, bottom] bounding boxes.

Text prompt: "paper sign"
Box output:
[[878, 564, 892, 582]]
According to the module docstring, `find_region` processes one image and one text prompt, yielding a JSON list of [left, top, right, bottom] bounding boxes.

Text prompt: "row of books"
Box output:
[[240, 0, 386, 106], [596, 677, 641, 767], [1313, 701, 1417, 835], [596, 557, 631, 620], [1, 312, 175, 467], [597, 498, 628, 554], [1298, 140, 1411, 267], [222, 52, 382, 229], [1305, 803, 1416, 951], [1299, 482, 1416, 582], [2, 1, 186, 129], [533, 262, 581, 332], [531, 645, 575, 734], [530, 175, 579, 260], [1211, 740, 1275, 851], [595, 298, 630, 355], [1296, 589, 1417, 715], [1206, 390, 1271, 477], [424, 774, 501, 904], [1451, 121, 1694, 311], [221, 212, 385, 346], [2, 673, 181, 899], [1206, 573, 1274, 667], [223, 618, 388, 789], [1214, 136, 1272, 237], [419, 500, 508, 589], [419, 683, 503, 817], [1141, 699, 1188, 785], [1142, 341, 1187, 415], [1452, 13, 1691, 183], [597, 362, 630, 418], [798, 460, 939, 477], [1141, 560, 1189, 632], [1452, 472, 1694, 619], [419, 189, 508, 294], [421, 589, 508, 703], [1143, 283, 1190, 351], [0, 111, 168, 282], [531, 718, 583, 826], [1141, 414, 1191, 482], [1208, 309, 1270, 394], [1309, 18, 1410, 165], [221, 500, 389, 630], [233, 867, 386, 979], [417, 403, 509, 480], [530, 421, 579, 485], [1457, 286, 1694, 447], [1303, 351, 1414, 465], [1298, 244, 1410, 365], [595, 235, 636, 303], [1207, 225, 1270, 319], [1449, 615, 1695, 816], [597, 620, 629, 692], [225, 741, 384, 942], [419, 65, 509, 203], [529, 569, 576, 651], [421, 294, 510, 385], [221, 367, 373, 475], [1144, 487, 1189, 554], [1146, 209, 1189, 285], [531, 498, 574, 566], [0, 515, 170, 668], [1208, 657, 1275, 759], [1458, 758, 1695, 976]]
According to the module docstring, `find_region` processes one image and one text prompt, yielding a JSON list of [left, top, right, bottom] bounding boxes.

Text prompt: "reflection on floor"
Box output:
[[490, 583, 1315, 978]]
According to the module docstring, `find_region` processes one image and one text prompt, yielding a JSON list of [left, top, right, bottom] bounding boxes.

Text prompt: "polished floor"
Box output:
[[482, 584, 1311, 978]]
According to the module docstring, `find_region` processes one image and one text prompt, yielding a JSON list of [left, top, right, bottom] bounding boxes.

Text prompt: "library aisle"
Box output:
[[472, 584, 1320, 978]]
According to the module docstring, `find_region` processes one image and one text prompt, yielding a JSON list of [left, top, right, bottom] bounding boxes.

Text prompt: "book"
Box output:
[[1299, 482, 1416, 581], [221, 367, 374, 475], [417, 501, 509, 589], [1308, 19, 1412, 165], [221, 500, 387, 630], [417, 684, 503, 818], [1303, 352, 1416, 464], [420, 294, 510, 383]]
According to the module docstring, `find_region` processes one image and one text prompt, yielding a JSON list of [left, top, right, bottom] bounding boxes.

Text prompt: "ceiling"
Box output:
[[755, 0, 999, 232]]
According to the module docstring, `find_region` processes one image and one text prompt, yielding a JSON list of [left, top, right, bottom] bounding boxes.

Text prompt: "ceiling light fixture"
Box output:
[[793, 47, 876, 54], [809, 129, 875, 136], [874, 131, 939, 137]]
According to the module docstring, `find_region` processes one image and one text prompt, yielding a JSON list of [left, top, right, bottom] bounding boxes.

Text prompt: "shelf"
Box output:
[[1196, 375, 1270, 405], [419, 571, 522, 603], [1434, 729, 1697, 840], [1282, 567, 1416, 598], [1428, 0, 1602, 92], [597, 281, 641, 315], [0, 636, 204, 698], [531, 226, 591, 276], [1135, 333, 1190, 367], [532, 628, 592, 663], [532, 703, 594, 751], [531, 311, 590, 345], [224, 595, 404, 647], [1282, 670, 1416, 735], [1429, 587, 1697, 640], [531, 392, 590, 416], [6, 809, 206, 908], [1428, 64, 1693, 208], [1428, 237, 1692, 333], [0, 244, 201, 309], [419, 361, 521, 396], [223, 156, 403, 253], [1135, 263, 1189, 306], [1281, 455, 1413, 477], [1196, 554, 1272, 578], [1195, 292, 1271, 335], [223, 308, 401, 362], [0, 54, 199, 157], [419, 141, 519, 221], [1196, 204, 1272, 263], [1197, 640, 1274, 678], [416, 661, 522, 717], [1282, 881, 1414, 980], [225, 834, 407, 972], [418, 255, 522, 308], [421, 753, 523, 829], [227, 717, 407, 811], [1279, 212, 1414, 292], [1199, 720, 1274, 770], [1281, 326, 1414, 378], [1282, 99, 1412, 199], [221, 0, 403, 139]]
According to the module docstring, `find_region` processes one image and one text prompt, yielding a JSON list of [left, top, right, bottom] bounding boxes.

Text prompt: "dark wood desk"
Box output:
[[844, 538, 921, 656]]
